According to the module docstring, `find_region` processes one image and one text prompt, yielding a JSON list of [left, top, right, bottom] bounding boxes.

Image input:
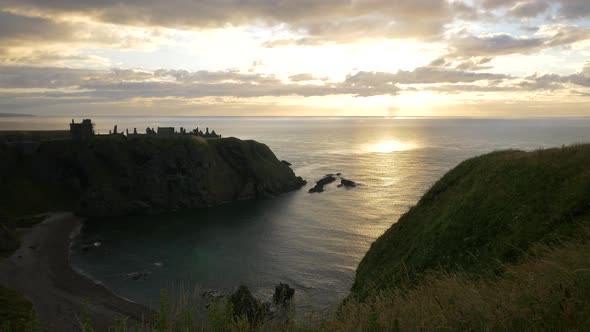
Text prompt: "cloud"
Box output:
[[509, 1, 549, 18], [0, 10, 72, 44], [288, 73, 328, 82], [435, 62, 590, 93], [541, 26, 590, 48], [0, 0, 464, 43], [345, 67, 507, 85], [0, 66, 401, 99], [450, 33, 544, 56], [567, 62, 590, 87], [481, 0, 590, 20], [554, 0, 590, 20], [449, 26, 590, 57], [482, 0, 515, 9], [0, 64, 512, 105], [0, 10, 165, 66]]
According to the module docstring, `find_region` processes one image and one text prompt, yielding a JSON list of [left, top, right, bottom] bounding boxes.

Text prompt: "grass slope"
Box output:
[[353, 144, 590, 298], [327, 236, 590, 331], [0, 286, 39, 331]]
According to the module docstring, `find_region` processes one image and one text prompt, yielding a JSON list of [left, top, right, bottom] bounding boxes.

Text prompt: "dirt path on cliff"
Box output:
[[0, 212, 155, 331]]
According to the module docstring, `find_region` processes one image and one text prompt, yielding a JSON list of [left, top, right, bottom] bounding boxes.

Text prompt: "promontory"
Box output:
[[0, 135, 306, 218]]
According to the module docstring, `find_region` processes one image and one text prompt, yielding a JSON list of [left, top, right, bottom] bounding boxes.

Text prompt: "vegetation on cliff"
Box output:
[[353, 144, 590, 298], [326, 236, 590, 331], [0, 286, 39, 331], [0, 136, 305, 218]]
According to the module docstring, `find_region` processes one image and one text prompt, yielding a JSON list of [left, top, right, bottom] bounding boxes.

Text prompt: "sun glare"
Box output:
[[366, 140, 416, 153]]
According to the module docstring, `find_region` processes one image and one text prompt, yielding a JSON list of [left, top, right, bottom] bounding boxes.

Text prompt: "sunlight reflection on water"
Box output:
[[364, 140, 417, 153]]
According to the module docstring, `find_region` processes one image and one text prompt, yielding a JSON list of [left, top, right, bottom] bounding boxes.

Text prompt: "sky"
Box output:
[[0, 0, 590, 117]]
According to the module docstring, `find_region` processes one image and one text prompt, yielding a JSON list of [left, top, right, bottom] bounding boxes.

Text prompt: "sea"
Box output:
[[2, 116, 590, 318]]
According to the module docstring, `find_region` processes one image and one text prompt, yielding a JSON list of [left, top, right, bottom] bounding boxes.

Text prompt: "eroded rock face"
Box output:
[[0, 137, 306, 218]]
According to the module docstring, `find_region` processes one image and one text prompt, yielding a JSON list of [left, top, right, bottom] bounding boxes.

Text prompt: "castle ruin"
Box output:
[[69, 119, 222, 140]]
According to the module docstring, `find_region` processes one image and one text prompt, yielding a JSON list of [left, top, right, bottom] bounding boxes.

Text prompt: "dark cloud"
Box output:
[[449, 26, 590, 57], [0, 66, 102, 88], [0, 64, 512, 103], [567, 62, 590, 87], [0, 0, 460, 41], [428, 57, 450, 67], [387, 62, 590, 94], [450, 2, 481, 21], [0, 11, 71, 44], [0, 10, 163, 66], [509, 1, 549, 18], [482, 0, 514, 9], [0, 66, 401, 99], [454, 57, 494, 71], [345, 67, 507, 85], [544, 26, 590, 48], [481, 0, 590, 20], [518, 73, 566, 90], [450, 33, 544, 56], [555, 0, 590, 20]]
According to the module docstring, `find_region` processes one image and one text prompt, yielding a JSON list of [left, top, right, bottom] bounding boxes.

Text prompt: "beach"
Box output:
[[0, 212, 154, 331]]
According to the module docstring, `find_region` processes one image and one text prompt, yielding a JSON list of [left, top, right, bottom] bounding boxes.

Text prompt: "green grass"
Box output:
[[353, 144, 590, 298], [0, 286, 39, 331], [0, 130, 70, 142]]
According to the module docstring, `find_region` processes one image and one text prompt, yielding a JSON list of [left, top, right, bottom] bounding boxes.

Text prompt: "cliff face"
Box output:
[[0, 136, 305, 217], [352, 144, 590, 299]]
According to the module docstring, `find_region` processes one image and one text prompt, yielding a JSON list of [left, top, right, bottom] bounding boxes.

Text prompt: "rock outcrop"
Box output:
[[309, 173, 358, 193], [0, 136, 306, 218], [308, 174, 337, 193], [338, 178, 357, 188], [273, 283, 295, 305]]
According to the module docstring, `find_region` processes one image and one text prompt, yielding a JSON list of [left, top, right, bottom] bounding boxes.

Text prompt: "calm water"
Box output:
[[3, 116, 590, 317]]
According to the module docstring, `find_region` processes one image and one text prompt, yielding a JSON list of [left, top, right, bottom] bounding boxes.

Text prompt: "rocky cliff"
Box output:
[[0, 136, 305, 217]]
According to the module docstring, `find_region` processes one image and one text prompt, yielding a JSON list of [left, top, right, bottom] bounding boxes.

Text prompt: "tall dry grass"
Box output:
[[322, 238, 590, 331]]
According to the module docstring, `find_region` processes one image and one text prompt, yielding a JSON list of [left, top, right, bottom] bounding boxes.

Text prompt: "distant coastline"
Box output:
[[0, 113, 34, 117]]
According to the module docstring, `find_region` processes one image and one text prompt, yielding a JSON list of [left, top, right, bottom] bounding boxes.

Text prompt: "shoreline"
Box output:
[[0, 212, 154, 331]]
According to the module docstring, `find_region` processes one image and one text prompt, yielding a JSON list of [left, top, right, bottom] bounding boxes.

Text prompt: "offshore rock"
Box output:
[[308, 174, 337, 193], [338, 178, 357, 188], [273, 283, 295, 305]]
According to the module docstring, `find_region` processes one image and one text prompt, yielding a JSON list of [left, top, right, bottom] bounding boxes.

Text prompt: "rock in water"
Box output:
[[338, 178, 357, 188], [308, 174, 337, 193], [273, 283, 295, 305]]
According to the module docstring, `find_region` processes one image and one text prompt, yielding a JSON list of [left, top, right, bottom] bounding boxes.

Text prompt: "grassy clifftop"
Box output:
[[0, 136, 305, 218], [353, 144, 590, 298]]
